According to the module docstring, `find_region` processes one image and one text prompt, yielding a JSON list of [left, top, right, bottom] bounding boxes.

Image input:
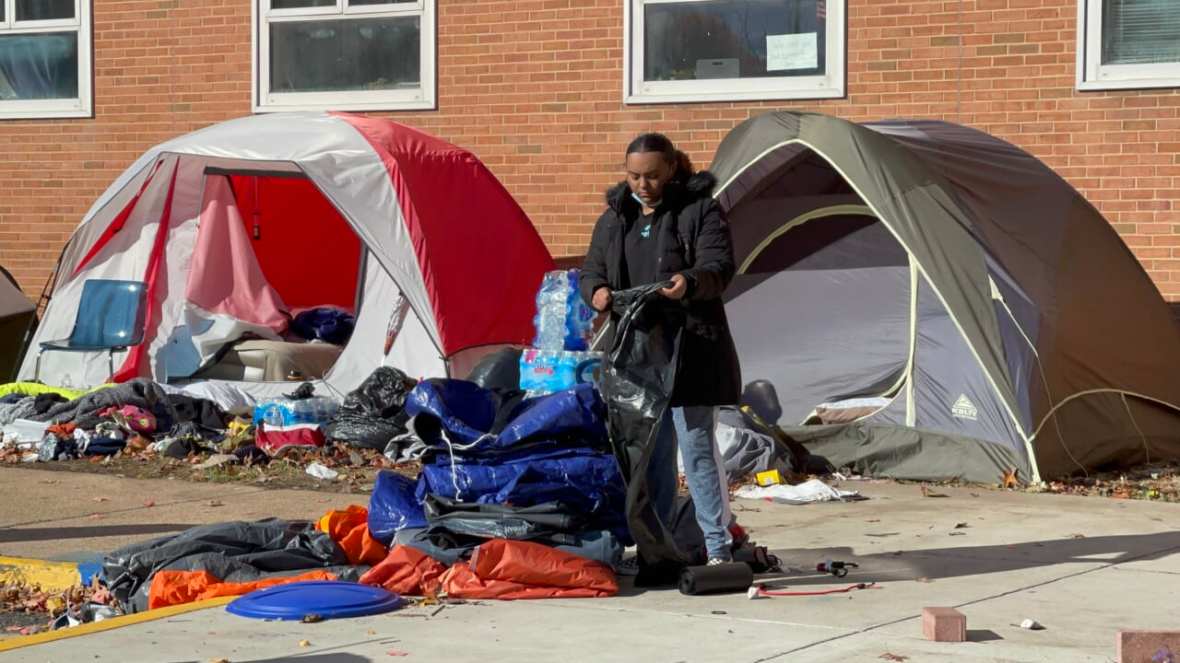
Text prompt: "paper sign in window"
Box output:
[[766, 33, 818, 71]]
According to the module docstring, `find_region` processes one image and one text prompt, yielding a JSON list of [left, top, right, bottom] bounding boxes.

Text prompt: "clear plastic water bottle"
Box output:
[[534, 271, 569, 351]]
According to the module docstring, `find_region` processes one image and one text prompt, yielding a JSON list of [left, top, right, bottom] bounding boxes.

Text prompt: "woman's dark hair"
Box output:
[[626, 132, 695, 183]]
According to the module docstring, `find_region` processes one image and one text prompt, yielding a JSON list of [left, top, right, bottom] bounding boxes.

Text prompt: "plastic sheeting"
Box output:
[[404, 380, 607, 455], [100, 519, 349, 613], [416, 448, 626, 537], [598, 283, 691, 581], [440, 539, 617, 600], [368, 470, 427, 545], [360, 545, 446, 596]]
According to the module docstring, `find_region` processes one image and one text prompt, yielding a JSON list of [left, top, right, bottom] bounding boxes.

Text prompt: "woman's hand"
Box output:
[[660, 274, 688, 300], [592, 286, 613, 312]]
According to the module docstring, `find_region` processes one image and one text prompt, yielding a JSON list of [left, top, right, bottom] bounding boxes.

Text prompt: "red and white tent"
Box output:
[[21, 112, 554, 397]]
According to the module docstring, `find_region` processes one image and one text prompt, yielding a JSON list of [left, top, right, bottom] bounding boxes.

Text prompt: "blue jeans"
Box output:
[[647, 406, 733, 560]]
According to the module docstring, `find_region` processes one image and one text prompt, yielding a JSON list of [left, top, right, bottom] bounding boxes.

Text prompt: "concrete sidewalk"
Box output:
[[2, 466, 1178, 662]]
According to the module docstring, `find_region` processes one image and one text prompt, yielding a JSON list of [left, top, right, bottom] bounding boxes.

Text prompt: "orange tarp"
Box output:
[[147, 569, 336, 610], [441, 539, 618, 600], [316, 505, 388, 566], [360, 545, 446, 596]]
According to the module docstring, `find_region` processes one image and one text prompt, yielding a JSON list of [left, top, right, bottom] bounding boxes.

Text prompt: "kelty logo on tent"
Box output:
[[951, 394, 978, 421]]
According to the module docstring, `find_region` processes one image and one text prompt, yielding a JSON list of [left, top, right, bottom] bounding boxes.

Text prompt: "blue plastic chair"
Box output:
[[35, 279, 147, 382]]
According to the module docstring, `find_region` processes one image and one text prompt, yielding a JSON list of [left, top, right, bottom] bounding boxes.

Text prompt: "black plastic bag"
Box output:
[[599, 281, 694, 584], [291, 308, 356, 345], [324, 367, 417, 450], [465, 348, 523, 391]]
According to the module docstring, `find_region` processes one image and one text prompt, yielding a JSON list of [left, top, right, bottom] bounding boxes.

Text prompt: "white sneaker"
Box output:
[[706, 557, 730, 566]]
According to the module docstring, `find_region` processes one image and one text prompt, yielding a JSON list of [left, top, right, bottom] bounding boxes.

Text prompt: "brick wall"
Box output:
[[1, 0, 1178, 300]]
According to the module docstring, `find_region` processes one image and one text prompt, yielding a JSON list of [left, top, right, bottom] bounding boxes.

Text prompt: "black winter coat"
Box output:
[[580, 171, 742, 407]]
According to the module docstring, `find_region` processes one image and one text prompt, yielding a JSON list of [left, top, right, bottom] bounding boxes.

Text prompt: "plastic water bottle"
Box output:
[[534, 271, 569, 351], [562, 270, 595, 351]]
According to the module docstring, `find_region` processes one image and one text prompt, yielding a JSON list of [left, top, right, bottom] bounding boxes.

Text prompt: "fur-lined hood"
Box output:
[[604, 171, 718, 213]]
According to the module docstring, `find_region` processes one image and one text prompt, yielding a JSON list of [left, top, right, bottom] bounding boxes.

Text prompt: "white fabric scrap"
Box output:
[[735, 479, 861, 505]]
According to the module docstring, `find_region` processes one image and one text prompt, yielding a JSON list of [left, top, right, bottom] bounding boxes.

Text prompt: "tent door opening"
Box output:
[[165, 168, 364, 384], [723, 149, 915, 426]]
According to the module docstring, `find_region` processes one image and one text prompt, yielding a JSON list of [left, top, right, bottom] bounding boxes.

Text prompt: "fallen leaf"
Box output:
[[143, 500, 155, 508], [301, 614, 322, 623], [387, 651, 410, 657], [1070, 533, 1086, 539], [1002, 468, 1019, 489], [865, 519, 881, 523], [208, 500, 224, 507], [92, 496, 109, 503], [298, 639, 311, 648], [920, 486, 949, 498], [954, 522, 969, 529], [367, 629, 377, 636], [209, 659, 230, 663], [879, 654, 909, 662]]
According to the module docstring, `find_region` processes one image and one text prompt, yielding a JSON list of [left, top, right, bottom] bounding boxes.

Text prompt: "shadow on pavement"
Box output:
[[765, 531, 1180, 585]]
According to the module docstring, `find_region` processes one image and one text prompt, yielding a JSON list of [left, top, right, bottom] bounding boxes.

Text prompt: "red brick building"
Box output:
[[1, 0, 1177, 300]]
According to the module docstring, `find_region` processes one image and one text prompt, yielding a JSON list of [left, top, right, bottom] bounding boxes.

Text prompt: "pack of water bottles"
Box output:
[[533, 269, 596, 352], [252, 396, 339, 427], [519, 348, 602, 397], [521, 269, 602, 397]]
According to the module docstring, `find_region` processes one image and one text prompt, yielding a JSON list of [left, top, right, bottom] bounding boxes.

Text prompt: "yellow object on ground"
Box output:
[[0, 596, 235, 652], [0, 382, 86, 401], [0, 556, 82, 592], [755, 469, 783, 487]]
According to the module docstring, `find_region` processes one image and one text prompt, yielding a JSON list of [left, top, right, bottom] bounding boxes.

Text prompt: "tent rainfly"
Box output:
[[712, 111, 1180, 484], [1, 266, 35, 383], [21, 112, 554, 398]]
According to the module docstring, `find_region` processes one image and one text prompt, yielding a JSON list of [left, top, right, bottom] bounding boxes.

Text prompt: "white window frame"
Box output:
[[0, 0, 92, 119], [1077, 0, 1180, 91], [252, 0, 435, 113], [624, 0, 845, 105]]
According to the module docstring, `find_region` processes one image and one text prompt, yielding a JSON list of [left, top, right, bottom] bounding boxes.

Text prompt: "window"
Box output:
[[0, 0, 92, 119], [253, 0, 435, 112], [625, 0, 844, 104], [1078, 0, 1180, 90]]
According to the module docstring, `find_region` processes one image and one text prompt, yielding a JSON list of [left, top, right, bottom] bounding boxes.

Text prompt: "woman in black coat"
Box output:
[[580, 133, 742, 565]]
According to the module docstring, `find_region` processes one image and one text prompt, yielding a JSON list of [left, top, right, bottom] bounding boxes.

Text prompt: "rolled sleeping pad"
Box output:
[[678, 562, 754, 596]]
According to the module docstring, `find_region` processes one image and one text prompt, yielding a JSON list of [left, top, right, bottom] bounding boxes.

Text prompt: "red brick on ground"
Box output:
[[1117, 630, 1180, 662], [922, 607, 966, 643]]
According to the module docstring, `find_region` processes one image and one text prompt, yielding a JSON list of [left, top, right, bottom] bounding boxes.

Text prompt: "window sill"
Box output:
[[0, 105, 91, 120], [253, 98, 436, 113], [1077, 77, 1180, 92], [625, 86, 844, 105]]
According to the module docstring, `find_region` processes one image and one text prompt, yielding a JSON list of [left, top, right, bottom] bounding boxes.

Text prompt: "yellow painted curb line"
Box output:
[[0, 556, 81, 593], [0, 596, 235, 653]]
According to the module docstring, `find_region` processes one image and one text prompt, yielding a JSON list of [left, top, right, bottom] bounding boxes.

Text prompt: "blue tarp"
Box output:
[[372, 379, 627, 543], [404, 381, 607, 454], [368, 471, 427, 546], [416, 448, 626, 538]]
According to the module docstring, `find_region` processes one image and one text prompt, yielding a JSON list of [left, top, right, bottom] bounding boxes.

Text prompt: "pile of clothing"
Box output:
[[0, 379, 241, 461]]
